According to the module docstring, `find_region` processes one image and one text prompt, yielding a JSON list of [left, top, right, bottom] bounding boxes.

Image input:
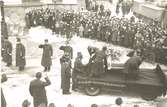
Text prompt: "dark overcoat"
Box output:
[[124, 56, 142, 75], [72, 57, 85, 80], [4, 40, 12, 64], [16, 43, 26, 67], [39, 44, 53, 67], [29, 78, 51, 107], [60, 56, 71, 90], [91, 50, 106, 76]]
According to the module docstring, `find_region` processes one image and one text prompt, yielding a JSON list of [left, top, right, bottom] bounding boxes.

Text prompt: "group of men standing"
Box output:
[[1, 37, 26, 71], [1, 37, 55, 72]]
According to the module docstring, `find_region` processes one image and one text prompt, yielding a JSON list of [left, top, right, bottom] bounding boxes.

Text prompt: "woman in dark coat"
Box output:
[[16, 38, 26, 71], [39, 39, 53, 72], [60, 54, 71, 94]]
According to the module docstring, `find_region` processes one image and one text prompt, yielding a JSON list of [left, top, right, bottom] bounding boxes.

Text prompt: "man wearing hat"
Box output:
[[29, 72, 51, 107], [16, 38, 26, 71], [39, 39, 53, 72], [3, 37, 13, 66], [72, 52, 85, 91], [59, 41, 73, 59]]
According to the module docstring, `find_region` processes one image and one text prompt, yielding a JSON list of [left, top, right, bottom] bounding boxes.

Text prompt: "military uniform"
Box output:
[[59, 45, 73, 59], [39, 43, 53, 71]]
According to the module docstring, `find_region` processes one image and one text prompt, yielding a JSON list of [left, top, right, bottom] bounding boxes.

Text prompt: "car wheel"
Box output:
[[141, 94, 157, 101], [85, 86, 100, 96]]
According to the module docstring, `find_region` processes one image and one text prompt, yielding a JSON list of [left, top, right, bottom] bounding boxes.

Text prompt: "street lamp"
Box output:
[[0, 0, 8, 38]]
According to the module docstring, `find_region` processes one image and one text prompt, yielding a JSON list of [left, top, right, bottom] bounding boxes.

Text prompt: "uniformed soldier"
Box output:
[[39, 39, 53, 72], [60, 54, 72, 94], [3, 37, 12, 66], [16, 38, 26, 71], [59, 41, 73, 59]]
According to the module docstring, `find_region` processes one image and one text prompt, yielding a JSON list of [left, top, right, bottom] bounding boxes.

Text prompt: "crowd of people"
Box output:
[[1, 1, 167, 107], [24, 5, 167, 63], [25, 7, 167, 49]]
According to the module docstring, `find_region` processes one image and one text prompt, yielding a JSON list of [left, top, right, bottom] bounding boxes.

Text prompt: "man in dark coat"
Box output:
[[72, 52, 85, 91], [1, 74, 8, 107], [39, 39, 53, 71], [60, 54, 71, 94], [3, 37, 12, 66], [29, 72, 51, 107], [16, 38, 26, 71], [124, 54, 143, 80]]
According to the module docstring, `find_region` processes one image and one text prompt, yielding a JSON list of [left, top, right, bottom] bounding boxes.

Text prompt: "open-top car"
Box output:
[[73, 64, 167, 101]]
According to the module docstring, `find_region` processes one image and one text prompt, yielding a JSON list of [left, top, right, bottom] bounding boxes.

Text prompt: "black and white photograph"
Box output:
[[1, 0, 167, 107]]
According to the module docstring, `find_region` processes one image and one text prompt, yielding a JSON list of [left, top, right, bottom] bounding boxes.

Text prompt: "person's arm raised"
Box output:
[[42, 76, 51, 86]]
